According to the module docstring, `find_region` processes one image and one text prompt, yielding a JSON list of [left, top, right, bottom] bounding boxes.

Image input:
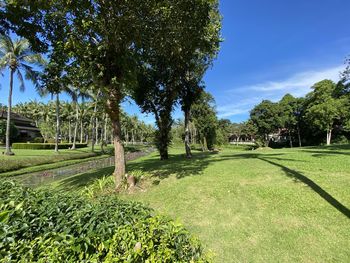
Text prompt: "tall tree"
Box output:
[[191, 92, 218, 151], [64, 0, 164, 185], [0, 35, 44, 155], [279, 94, 300, 148], [250, 100, 282, 146], [305, 80, 347, 145], [134, 0, 221, 160]]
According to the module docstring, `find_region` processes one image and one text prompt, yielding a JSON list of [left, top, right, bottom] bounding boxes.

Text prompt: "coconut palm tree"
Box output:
[[0, 35, 45, 155], [87, 88, 101, 152], [66, 86, 90, 149]]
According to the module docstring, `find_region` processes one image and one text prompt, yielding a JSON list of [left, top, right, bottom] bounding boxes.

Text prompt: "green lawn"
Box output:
[[0, 146, 112, 175], [0, 144, 150, 177], [121, 145, 350, 262], [11, 145, 350, 262]]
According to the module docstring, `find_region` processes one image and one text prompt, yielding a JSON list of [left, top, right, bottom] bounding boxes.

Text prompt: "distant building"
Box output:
[[0, 110, 41, 141]]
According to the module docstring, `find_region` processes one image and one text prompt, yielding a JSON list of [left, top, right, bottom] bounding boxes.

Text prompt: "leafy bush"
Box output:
[[331, 135, 349, 145], [0, 181, 209, 262], [32, 137, 44, 143], [0, 120, 18, 143], [11, 143, 88, 150], [81, 176, 116, 198]]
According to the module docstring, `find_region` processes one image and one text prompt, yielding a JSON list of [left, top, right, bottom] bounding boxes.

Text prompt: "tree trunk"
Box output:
[[95, 116, 99, 145], [265, 134, 269, 147], [104, 114, 108, 142], [131, 130, 135, 144], [288, 130, 293, 148], [106, 95, 125, 188], [125, 131, 129, 145], [203, 136, 208, 151], [326, 129, 332, 145], [91, 116, 95, 152], [154, 107, 172, 160], [68, 119, 72, 143], [297, 124, 302, 147], [140, 132, 144, 144], [5, 69, 14, 155], [72, 103, 79, 150], [193, 126, 197, 144], [55, 93, 60, 153], [184, 107, 192, 158], [80, 119, 83, 144]]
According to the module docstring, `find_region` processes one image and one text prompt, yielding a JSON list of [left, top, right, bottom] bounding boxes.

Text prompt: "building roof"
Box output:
[[16, 125, 40, 132], [0, 110, 34, 123]]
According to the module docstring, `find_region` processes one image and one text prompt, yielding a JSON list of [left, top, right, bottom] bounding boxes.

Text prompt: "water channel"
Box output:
[[15, 149, 154, 187]]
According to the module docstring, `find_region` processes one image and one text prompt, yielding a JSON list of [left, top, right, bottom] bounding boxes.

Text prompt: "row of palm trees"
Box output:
[[0, 35, 154, 154], [12, 101, 154, 149]]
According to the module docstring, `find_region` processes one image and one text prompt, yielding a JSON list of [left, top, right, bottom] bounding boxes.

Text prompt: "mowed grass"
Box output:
[[0, 146, 110, 175], [121, 145, 350, 262], [0, 144, 148, 176]]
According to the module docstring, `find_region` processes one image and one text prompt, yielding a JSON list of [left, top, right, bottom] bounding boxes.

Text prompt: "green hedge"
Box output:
[[0, 182, 209, 262], [11, 143, 88, 150]]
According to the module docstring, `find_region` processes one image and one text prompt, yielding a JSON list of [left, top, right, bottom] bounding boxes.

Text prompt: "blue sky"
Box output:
[[1, 0, 350, 123]]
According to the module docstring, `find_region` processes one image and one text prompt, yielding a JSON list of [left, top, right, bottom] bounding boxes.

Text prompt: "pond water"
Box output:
[[16, 149, 154, 187]]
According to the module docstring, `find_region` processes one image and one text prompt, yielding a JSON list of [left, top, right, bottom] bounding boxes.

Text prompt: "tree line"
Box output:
[[170, 59, 350, 149], [249, 65, 350, 147], [8, 101, 154, 147], [0, 0, 222, 187]]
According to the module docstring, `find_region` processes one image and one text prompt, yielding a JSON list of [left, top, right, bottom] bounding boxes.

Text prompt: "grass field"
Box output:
[[121, 145, 350, 262], [0, 147, 105, 175], [0, 144, 149, 177], [6, 145, 350, 262]]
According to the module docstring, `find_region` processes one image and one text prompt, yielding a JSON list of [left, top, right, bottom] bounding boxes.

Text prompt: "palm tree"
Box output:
[[66, 86, 90, 149], [87, 88, 101, 152], [0, 35, 45, 155]]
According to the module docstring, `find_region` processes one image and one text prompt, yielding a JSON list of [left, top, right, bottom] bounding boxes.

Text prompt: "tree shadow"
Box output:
[[259, 157, 350, 219], [127, 151, 213, 180], [206, 151, 350, 219], [301, 144, 350, 157], [53, 166, 115, 191], [301, 150, 350, 157]]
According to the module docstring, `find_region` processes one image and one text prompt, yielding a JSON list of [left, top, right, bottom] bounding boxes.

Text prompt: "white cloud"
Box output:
[[217, 97, 261, 118], [218, 65, 344, 119], [246, 65, 343, 94]]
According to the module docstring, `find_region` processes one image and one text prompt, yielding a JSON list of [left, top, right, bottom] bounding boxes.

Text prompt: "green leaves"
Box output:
[[0, 181, 209, 262], [305, 80, 348, 140]]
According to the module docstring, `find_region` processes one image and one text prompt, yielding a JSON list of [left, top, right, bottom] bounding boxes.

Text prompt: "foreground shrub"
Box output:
[[0, 181, 209, 262], [11, 143, 88, 150]]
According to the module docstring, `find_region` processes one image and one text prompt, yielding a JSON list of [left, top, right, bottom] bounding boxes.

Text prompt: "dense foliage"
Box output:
[[0, 120, 18, 144], [0, 182, 209, 262], [249, 78, 350, 147]]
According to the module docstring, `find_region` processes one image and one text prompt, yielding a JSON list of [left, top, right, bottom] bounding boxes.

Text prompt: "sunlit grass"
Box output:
[[20, 144, 350, 262], [122, 145, 350, 262]]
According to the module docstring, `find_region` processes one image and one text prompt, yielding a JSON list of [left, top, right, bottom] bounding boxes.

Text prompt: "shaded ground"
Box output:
[[37, 148, 154, 190]]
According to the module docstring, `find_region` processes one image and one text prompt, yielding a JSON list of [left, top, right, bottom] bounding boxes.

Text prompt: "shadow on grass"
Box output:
[[54, 166, 114, 191], [259, 157, 350, 219], [301, 144, 350, 157], [212, 152, 350, 219], [127, 151, 214, 179], [48, 148, 350, 219]]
